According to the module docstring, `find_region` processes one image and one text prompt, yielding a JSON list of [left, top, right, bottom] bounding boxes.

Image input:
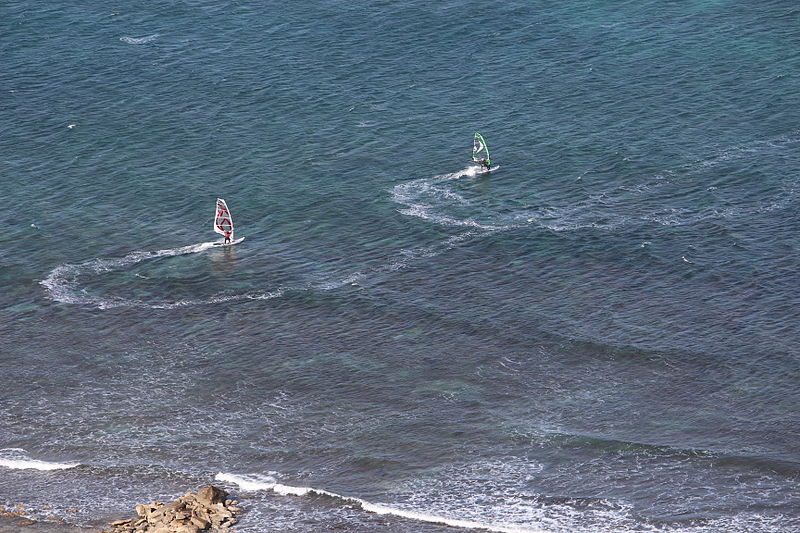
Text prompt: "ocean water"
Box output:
[[1, 1, 799, 532]]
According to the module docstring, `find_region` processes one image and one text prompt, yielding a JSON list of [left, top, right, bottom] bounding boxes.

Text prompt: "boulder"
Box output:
[[102, 486, 241, 533], [191, 515, 210, 529], [196, 486, 226, 506], [173, 525, 200, 533]]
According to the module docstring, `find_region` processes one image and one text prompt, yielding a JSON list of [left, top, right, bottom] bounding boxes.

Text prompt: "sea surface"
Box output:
[[1, 1, 799, 532]]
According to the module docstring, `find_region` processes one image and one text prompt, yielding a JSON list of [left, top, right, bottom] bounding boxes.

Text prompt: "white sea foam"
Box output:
[[0, 449, 78, 471], [0, 458, 78, 470], [120, 34, 159, 45], [215, 472, 551, 533], [398, 134, 800, 240], [390, 169, 509, 231], [40, 241, 279, 309]]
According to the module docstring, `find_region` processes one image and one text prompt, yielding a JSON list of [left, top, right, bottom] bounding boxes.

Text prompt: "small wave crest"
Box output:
[[120, 34, 159, 45], [0, 449, 79, 471], [215, 472, 550, 533]]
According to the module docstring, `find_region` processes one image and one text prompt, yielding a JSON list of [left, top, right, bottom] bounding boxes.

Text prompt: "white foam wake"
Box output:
[[0, 449, 78, 471], [391, 167, 507, 231], [40, 241, 281, 309], [215, 472, 551, 533]]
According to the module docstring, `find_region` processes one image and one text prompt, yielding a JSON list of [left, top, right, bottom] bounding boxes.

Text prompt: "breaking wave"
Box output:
[[215, 472, 550, 533], [0, 449, 79, 471]]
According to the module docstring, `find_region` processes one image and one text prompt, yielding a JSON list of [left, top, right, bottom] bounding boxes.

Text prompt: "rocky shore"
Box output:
[[102, 486, 240, 533], [0, 486, 240, 533], [0, 503, 91, 533], [0, 513, 91, 533]]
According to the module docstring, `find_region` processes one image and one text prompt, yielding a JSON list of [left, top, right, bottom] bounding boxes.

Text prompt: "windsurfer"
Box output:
[[224, 231, 231, 244], [472, 133, 492, 171]]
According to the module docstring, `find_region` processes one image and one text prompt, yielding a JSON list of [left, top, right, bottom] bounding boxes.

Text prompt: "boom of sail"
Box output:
[[214, 198, 234, 240], [472, 132, 490, 165]]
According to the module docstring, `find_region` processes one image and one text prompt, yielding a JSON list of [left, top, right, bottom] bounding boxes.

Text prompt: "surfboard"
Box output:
[[474, 164, 500, 174], [214, 237, 246, 246]]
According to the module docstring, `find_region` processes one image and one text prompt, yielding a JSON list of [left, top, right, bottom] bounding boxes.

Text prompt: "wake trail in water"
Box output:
[[391, 167, 513, 231], [40, 242, 282, 310], [315, 230, 485, 290], [39, 232, 473, 309], [397, 135, 800, 237], [39, 168, 508, 309], [308, 166, 515, 291], [525, 132, 800, 232], [42, 134, 799, 310]]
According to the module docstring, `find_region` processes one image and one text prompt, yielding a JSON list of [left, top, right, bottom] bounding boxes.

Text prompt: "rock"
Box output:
[[215, 506, 233, 519], [105, 486, 240, 532], [193, 507, 211, 523], [196, 486, 227, 506], [190, 515, 210, 529], [174, 525, 200, 533]]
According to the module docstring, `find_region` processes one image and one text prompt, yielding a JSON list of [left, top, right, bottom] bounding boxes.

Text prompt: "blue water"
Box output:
[[2, 1, 799, 532]]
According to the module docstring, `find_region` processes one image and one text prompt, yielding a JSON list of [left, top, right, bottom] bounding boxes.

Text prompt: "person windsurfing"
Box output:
[[472, 133, 492, 171], [214, 198, 238, 245]]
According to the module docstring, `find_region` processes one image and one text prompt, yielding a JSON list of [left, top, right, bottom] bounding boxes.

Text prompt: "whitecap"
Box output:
[[215, 472, 550, 533], [120, 34, 159, 45], [0, 449, 79, 471]]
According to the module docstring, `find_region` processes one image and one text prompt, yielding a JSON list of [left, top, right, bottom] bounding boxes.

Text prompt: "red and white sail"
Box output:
[[214, 198, 234, 240]]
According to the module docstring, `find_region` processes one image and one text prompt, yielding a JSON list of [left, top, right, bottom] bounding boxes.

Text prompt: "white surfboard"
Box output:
[[475, 164, 500, 174], [214, 237, 246, 246]]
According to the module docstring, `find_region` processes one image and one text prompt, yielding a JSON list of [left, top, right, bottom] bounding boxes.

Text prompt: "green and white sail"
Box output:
[[472, 132, 490, 165]]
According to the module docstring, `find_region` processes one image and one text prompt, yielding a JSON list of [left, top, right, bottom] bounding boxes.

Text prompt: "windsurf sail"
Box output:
[[214, 198, 234, 240], [472, 132, 491, 165]]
